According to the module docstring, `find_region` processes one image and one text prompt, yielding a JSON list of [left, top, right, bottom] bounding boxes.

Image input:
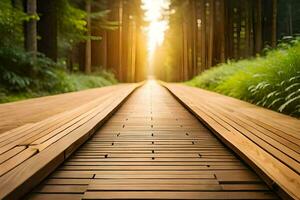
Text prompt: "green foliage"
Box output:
[[188, 41, 300, 118], [57, 0, 87, 56], [0, 0, 27, 47], [91, 69, 119, 84], [0, 0, 119, 104], [56, 0, 116, 58], [67, 71, 117, 91], [0, 47, 71, 92], [0, 68, 118, 103]]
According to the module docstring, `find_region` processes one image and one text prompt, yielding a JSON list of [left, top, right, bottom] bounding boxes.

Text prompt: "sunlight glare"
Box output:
[[142, 0, 170, 58]]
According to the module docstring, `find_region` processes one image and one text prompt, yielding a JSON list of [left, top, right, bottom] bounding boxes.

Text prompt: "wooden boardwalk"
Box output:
[[27, 81, 277, 199], [163, 83, 300, 200], [0, 81, 299, 199], [0, 85, 131, 134], [0, 84, 140, 199]]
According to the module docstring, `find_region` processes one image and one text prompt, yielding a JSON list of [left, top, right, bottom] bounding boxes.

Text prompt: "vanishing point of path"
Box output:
[[27, 81, 277, 199]]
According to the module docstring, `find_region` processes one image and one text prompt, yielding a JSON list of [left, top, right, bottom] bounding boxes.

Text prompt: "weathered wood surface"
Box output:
[[163, 82, 300, 200], [27, 81, 277, 200], [0, 83, 139, 199]]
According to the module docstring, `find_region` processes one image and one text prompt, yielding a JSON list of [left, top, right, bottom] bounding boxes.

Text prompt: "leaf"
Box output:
[[267, 91, 277, 99], [285, 83, 300, 92], [285, 89, 300, 101], [90, 10, 110, 19], [278, 96, 300, 112], [289, 75, 300, 82], [267, 97, 284, 108]]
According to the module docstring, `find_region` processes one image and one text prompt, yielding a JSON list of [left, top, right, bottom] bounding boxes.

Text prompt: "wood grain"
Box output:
[[27, 81, 277, 200], [163, 82, 299, 200]]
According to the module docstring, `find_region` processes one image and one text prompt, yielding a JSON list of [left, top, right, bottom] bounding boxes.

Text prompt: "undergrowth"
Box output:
[[0, 48, 117, 103], [187, 40, 300, 118]]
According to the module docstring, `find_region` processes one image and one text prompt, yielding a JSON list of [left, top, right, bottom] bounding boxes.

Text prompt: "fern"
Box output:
[[188, 39, 300, 118]]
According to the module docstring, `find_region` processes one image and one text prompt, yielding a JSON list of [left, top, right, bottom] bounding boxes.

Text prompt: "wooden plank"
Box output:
[[88, 179, 220, 185], [60, 165, 247, 171], [44, 179, 92, 185], [0, 148, 38, 176], [87, 184, 223, 191], [0, 84, 139, 199], [0, 146, 26, 164], [221, 184, 269, 191], [50, 171, 94, 179], [27, 81, 277, 200], [163, 83, 300, 199], [0, 85, 121, 134], [27, 194, 82, 200], [93, 174, 215, 179], [34, 185, 87, 193], [82, 191, 277, 199]]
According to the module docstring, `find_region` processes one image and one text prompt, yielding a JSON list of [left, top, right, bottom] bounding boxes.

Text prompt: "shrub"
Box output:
[[188, 41, 300, 117], [0, 47, 71, 93], [0, 49, 118, 103], [67, 71, 118, 91]]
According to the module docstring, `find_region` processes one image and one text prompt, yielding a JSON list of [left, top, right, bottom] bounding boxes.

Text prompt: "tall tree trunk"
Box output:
[[37, 0, 58, 61], [244, 0, 252, 56], [207, 0, 214, 68], [24, 0, 37, 54], [226, 0, 234, 59], [131, 20, 136, 82], [200, 0, 207, 71], [118, 0, 123, 81], [254, 0, 262, 54], [195, 1, 201, 74], [236, 1, 241, 59], [107, 0, 123, 81], [287, 2, 293, 35], [182, 20, 189, 81], [85, 0, 91, 74], [271, 0, 277, 47], [91, 29, 107, 70], [121, 0, 129, 82], [219, 0, 226, 63]]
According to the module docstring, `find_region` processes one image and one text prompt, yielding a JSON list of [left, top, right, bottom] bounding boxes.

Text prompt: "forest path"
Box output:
[[27, 81, 277, 200]]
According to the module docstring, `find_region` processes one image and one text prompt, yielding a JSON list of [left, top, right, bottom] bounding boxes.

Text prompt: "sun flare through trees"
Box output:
[[142, 0, 170, 59]]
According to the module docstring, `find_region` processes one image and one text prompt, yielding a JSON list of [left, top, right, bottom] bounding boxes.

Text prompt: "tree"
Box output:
[[23, 0, 37, 54], [254, 0, 262, 54], [85, 0, 92, 73], [37, 0, 58, 61], [271, 0, 277, 47], [152, 0, 282, 82]]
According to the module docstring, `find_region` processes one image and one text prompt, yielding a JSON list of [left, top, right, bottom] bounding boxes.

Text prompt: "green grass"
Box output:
[[67, 72, 118, 91], [187, 41, 300, 118], [0, 72, 118, 103]]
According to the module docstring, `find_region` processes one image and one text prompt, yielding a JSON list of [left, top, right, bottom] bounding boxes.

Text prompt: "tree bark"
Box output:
[[85, 0, 92, 74], [287, 3, 293, 35], [237, 2, 242, 58], [271, 0, 277, 47], [200, 0, 207, 71], [254, 0, 262, 54], [207, 0, 214, 67], [107, 0, 123, 81], [24, 0, 37, 54], [37, 0, 58, 61], [219, 0, 226, 63]]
